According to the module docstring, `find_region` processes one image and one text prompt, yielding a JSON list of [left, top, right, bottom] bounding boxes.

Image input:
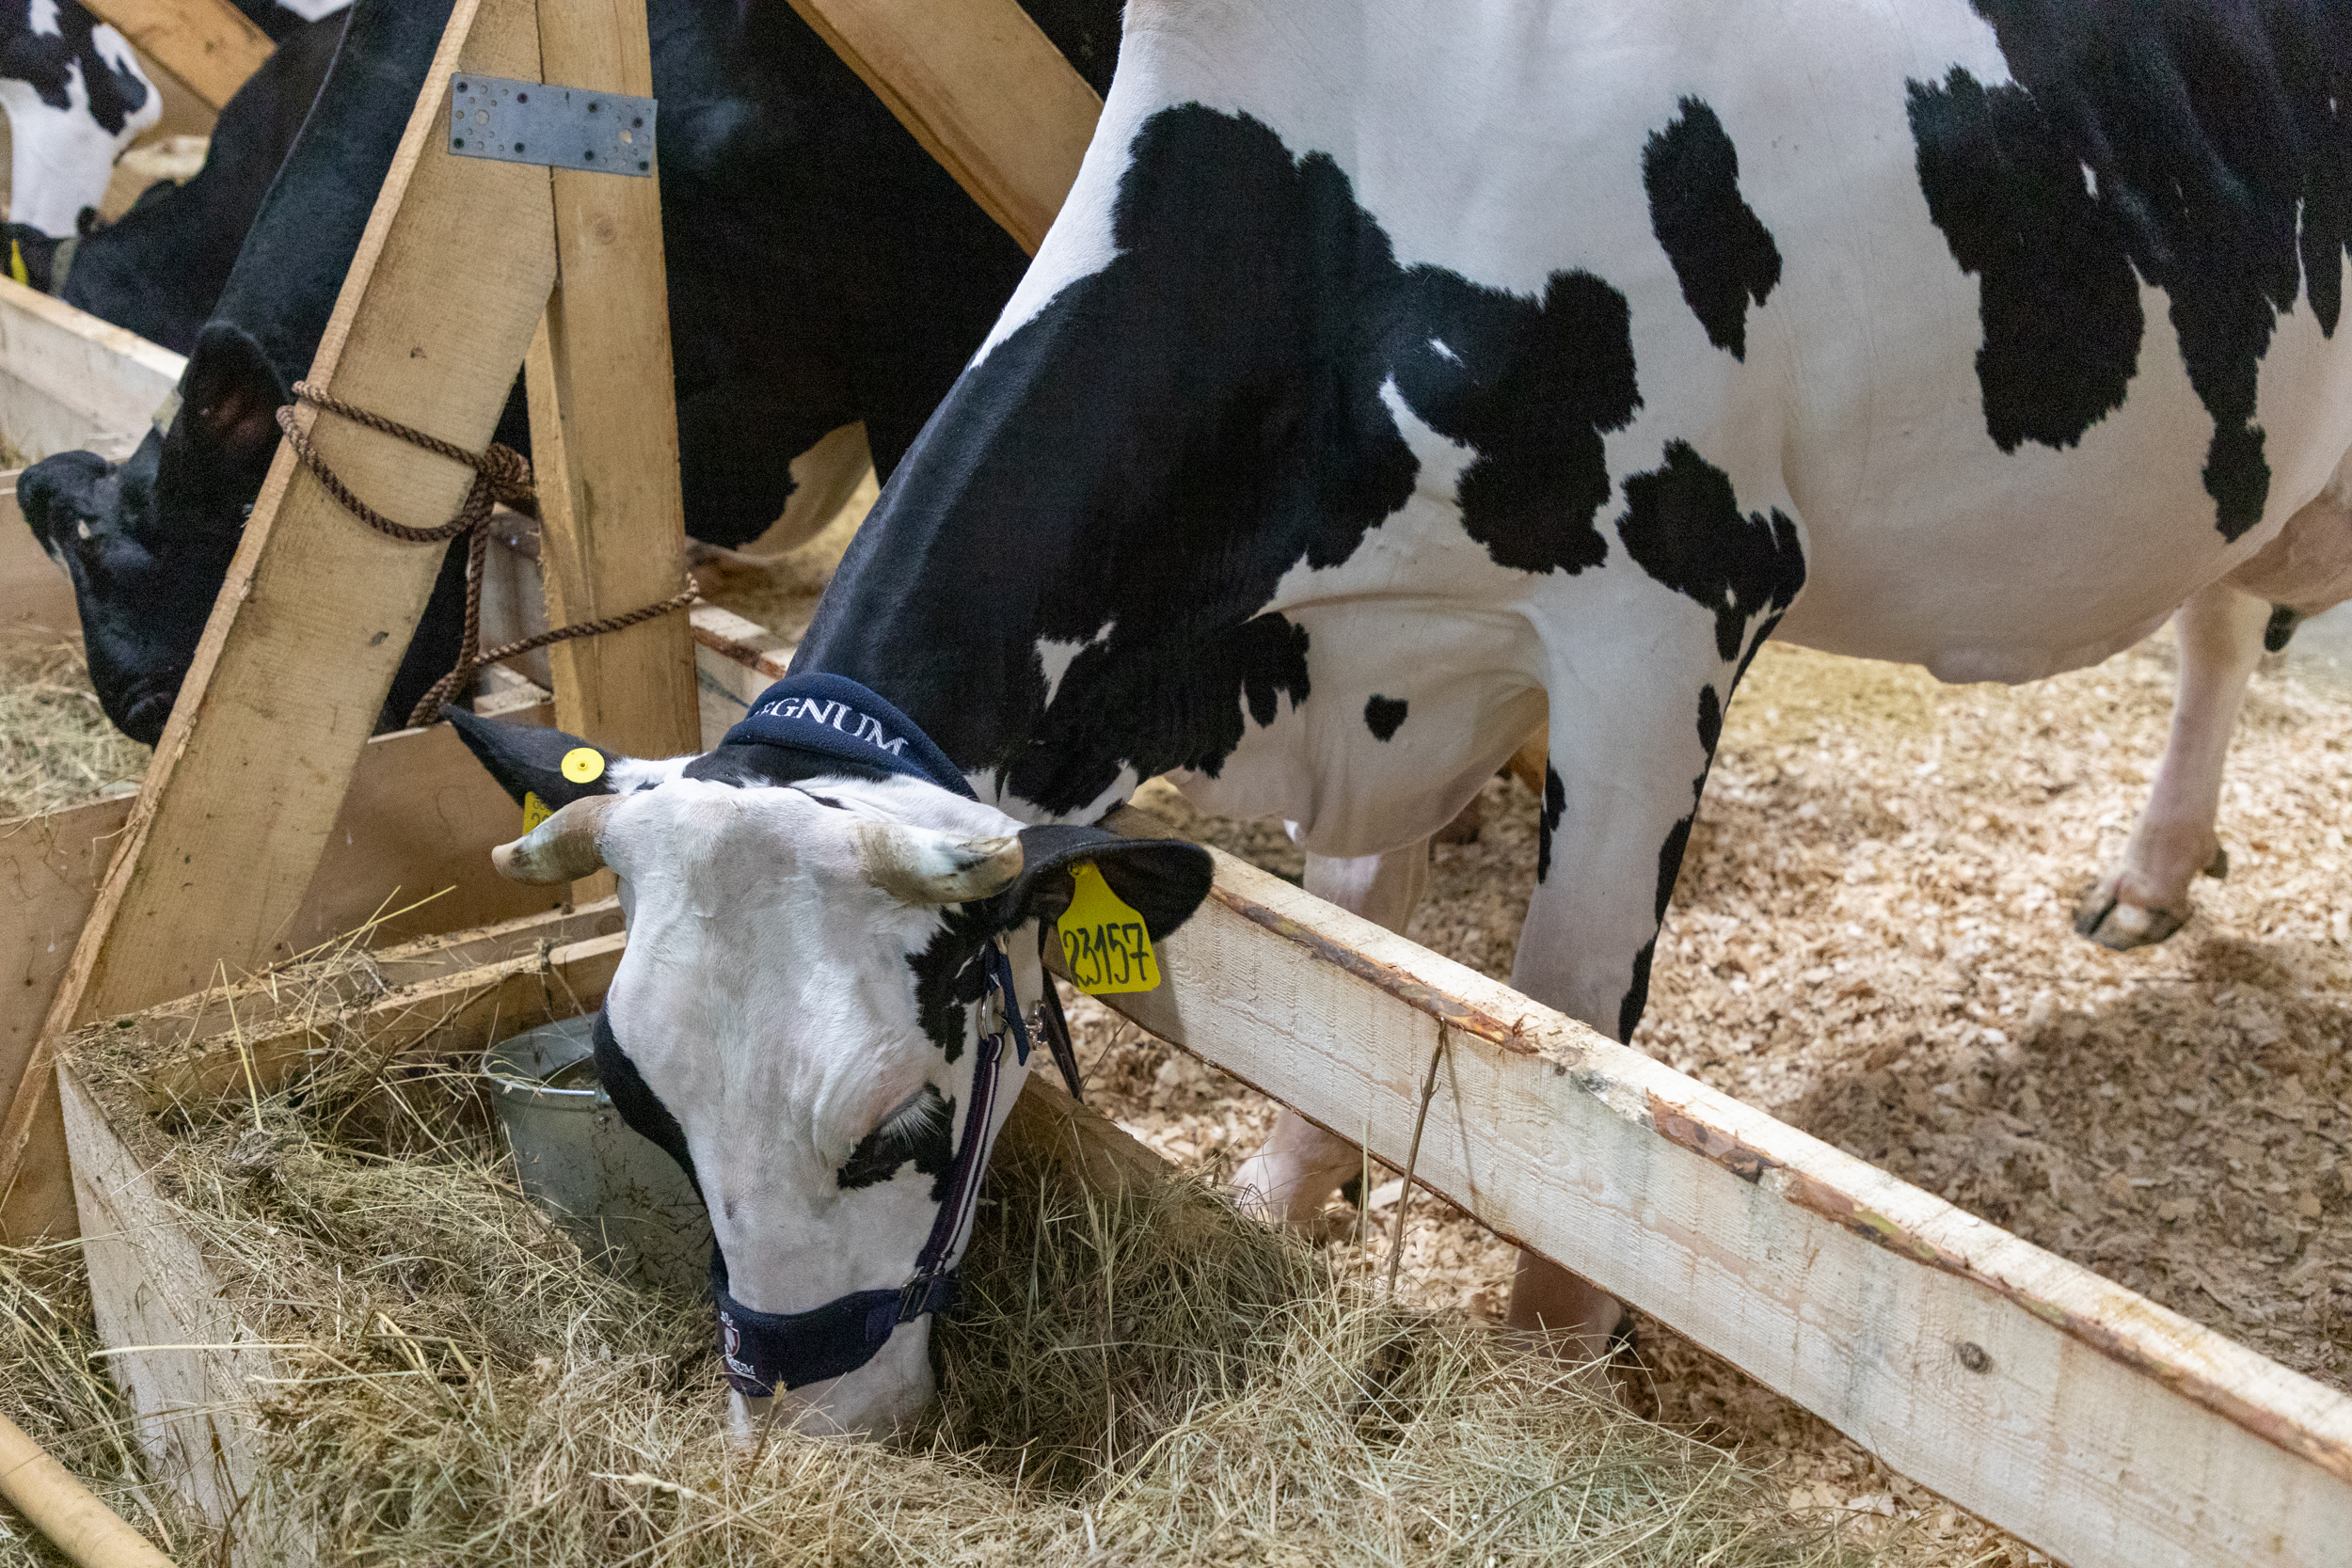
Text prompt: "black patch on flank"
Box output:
[[1695, 683, 1724, 755], [2265, 602, 2303, 651], [1643, 98, 1783, 359], [1615, 440, 1805, 661], [1363, 695, 1408, 740], [1908, 2, 2352, 541], [907, 907, 995, 1067], [837, 1084, 957, 1201], [1535, 764, 1566, 883], [797, 105, 1645, 810]]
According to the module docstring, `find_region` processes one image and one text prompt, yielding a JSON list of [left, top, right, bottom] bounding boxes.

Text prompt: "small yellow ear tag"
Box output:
[[521, 790, 552, 831], [561, 747, 605, 784], [1057, 862, 1160, 994], [8, 240, 26, 287]]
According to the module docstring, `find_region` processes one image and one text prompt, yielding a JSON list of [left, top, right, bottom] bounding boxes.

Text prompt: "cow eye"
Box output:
[[836, 1084, 955, 1193]]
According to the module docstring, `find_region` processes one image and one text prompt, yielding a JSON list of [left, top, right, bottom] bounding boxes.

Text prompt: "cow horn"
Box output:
[[492, 794, 617, 884], [857, 823, 1023, 905]]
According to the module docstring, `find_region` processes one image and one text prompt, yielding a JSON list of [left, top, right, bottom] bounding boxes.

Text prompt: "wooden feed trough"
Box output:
[[8, 3, 2352, 1567]]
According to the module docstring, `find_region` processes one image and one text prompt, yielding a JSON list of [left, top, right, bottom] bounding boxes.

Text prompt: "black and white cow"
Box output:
[[0, 7, 343, 351], [0, 1, 341, 239], [15, 0, 1120, 741], [451, 0, 2352, 1431], [0, 0, 160, 236]]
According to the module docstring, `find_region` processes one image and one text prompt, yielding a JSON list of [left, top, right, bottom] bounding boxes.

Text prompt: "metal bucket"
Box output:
[[484, 1016, 713, 1295]]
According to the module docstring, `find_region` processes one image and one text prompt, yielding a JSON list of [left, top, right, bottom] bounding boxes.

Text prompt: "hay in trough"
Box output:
[[0, 638, 146, 820], [26, 974, 1877, 1566]]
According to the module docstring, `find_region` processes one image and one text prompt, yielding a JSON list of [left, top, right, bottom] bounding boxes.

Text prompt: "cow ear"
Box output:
[[177, 322, 286, 473], [991, 824, 1215, 940], [445, 705, 628, 809]]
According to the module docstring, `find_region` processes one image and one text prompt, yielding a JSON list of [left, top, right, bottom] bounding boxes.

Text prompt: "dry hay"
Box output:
[[0, 637, 146, 820], [0, 1243, 218, 1565], [8, 980, 1880, 1567]]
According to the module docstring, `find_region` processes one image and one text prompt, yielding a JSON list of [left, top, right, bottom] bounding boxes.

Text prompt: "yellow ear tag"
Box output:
[[562, 747, 605, 784], [521, 790, 552, 831], [8, 240, 26, 287], [1057, 862, 1160, 994]]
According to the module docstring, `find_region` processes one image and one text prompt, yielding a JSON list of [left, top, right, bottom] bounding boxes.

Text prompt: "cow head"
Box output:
[[448, 707, 1212, 1435], [18, 321, 282, 742]]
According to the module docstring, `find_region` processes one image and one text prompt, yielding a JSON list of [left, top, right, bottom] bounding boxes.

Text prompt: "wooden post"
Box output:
[[783, 0, 1101, 254], [0, 0, 557, 1239], [77, 0, 275, 113], [522, 0, 699, 761]]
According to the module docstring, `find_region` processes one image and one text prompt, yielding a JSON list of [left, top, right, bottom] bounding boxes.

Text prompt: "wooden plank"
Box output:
[[690, 602, 793, 749], [520, 0, 698, 762], [0, 469, 81, 638], [785, 0, 1100, 254], [34, 0, 554, 1030], [77, 0, 277, 113], [136, 928, 626, 1112], [59, 1066, 299, 1568], [1088, 806, 2352, 1568], [0, 278, 183, 464]]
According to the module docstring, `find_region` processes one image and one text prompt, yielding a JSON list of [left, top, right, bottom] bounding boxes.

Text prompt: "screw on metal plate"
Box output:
[[446, 73, 656, 177]]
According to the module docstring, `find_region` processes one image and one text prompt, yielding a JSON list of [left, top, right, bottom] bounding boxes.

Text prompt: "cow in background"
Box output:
[[14, 0, 1120, 742]]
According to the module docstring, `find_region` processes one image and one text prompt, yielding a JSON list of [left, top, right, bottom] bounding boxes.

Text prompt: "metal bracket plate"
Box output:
[[447, 72, 656, 177]]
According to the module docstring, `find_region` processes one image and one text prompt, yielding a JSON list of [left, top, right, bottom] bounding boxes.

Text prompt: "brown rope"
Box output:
[[275, 380, 699, 728]]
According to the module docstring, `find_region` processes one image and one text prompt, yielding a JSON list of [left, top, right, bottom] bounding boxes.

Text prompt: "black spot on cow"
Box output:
[[799, 104, 1646, 811], [1363, 695, 1408, 740], [837, 1083, 957, 1201], [1909, 2, 2352, 541], [1535, 763, 1566, 883], [2265, 602, 2304, 651], [1618, 938, 1657, 1045], [1615, 440, 1805, 661], [1399, 269, 1643, 576], [907, 910, 993, 1066], [0, 3, 151, 137], [1618, 684, 1729, 1043], [1643, 98, 1782, 360]]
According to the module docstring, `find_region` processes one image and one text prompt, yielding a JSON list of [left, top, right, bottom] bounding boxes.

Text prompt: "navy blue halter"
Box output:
[[706, 674, 1072, 1399]]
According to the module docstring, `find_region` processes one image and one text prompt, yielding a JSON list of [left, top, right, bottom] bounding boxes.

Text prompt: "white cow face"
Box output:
[[455, 714, 1211, 1436]]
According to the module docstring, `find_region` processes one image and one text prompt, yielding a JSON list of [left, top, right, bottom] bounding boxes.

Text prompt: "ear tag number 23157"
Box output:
[[1057, 862, 1159, 994]]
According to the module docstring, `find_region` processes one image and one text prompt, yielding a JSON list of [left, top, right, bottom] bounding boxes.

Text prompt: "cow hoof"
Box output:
[[2072, 884, 2187, 950]]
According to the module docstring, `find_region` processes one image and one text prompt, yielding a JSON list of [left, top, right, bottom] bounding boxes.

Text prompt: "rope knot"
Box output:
[[268, 380, 696, 727]]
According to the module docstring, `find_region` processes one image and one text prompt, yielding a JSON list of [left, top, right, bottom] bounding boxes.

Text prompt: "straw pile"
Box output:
[[0, 638, 145, 820], [16, 982, 1873, 1566]]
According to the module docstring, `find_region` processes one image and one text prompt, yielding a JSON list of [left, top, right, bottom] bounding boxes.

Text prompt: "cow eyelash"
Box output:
[[836, 1084, 953, 1190]]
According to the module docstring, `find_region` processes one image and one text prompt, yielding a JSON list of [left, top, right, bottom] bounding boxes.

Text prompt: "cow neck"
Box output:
[[705, 672, 1076, 1398]]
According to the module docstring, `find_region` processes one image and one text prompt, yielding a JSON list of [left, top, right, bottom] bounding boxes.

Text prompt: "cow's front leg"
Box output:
[[2075, 580, 2271, 949], [1504, 673, 1739, 1363], [1232, 843, 1429, 1224]]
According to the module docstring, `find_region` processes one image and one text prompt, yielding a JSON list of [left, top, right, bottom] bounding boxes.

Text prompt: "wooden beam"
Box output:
[[784, 0, 1101, 254], [1088, 807, 2352, 1568], [0, 278, 183, 464], [0, 0, 560, 1237], [520, 1, 699, 762], [78, 0, 275, 113]]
